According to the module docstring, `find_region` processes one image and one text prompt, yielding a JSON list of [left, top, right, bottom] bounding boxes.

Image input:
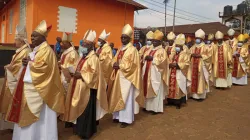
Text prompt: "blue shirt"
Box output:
[[112, 49, 117, 56], [55, 42, 61, 54]]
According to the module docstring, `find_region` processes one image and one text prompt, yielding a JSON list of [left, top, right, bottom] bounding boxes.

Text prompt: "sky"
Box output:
[[133, 0, 244, 28]]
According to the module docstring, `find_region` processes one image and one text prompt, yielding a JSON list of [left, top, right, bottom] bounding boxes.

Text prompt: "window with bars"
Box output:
[[9, 9, 13, 34], [19, 0, 26, 26]]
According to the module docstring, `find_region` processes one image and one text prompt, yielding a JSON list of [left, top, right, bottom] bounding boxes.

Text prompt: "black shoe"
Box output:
[[142, 108, 147, 112], [176, 105, 181, 109], [120, 123, 129, 128], [113, 119, 119, 123], [96, 120, 99, 125], [151, 112, 159, 115], [65, 122, 73, 128]]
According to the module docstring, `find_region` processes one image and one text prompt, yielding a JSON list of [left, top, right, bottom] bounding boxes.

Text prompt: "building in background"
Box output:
[[134, 22, 240, 43], [0, 0, 146, 47]]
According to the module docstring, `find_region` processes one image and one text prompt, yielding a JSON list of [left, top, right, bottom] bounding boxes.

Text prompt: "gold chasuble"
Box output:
[[0, 44, 31, 115], [142, 46, 168, 99], [212, 42, 232, 80], [167, 46, 190, 100], [61, 51, 108, 122], [60, 46, 79, 92], [96, 43, 114, 84], [108, 42, 144, 113], [232, 44, 249, 78], [8, 41, 65, 127], [187, 42, 212, 94]]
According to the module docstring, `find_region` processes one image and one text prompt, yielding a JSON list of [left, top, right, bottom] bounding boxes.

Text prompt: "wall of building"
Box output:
[[32, 0, 135, 48], [0, 0, 20, 44]]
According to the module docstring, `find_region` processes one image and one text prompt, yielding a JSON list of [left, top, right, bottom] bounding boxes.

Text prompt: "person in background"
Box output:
[[142, 30, 167, 114], [213, 31, 232, 89], [186, 36, 193, 49], [135, 42, 141, 51], [165, 32, 176, 58], [110, 42, 116, 56], [167, 34, 190, 109], [0, 25, 31, 132], [61, 29, 108, 139], [54, 37, 62, 59], [139, 31, 153, 69], [232, 34, 249, 85], [78, 40, 84, 57]]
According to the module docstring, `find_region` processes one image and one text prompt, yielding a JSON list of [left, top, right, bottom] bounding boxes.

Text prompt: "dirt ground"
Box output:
[[1, 78, 250, 140]]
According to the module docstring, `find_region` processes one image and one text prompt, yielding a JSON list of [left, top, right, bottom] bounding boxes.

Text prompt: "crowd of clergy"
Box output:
[[0, 19, 249, 140]]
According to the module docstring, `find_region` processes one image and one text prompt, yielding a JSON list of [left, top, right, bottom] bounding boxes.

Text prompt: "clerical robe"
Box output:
[[60, 46, 79, 92], [167, 46, 190, 104], [204, 43, 214, 92], [108, 43, 144, 124], [226, 38, 238, 86], [0, 44, 31, 130], [232, 44, 249, 85], [61, 50, 108, 139], [142, 46, 168, 113], [12, 41, 65, 140], [212, 42, 232, 88], [96, 43, 114, 85], [165, 44, 175, 58], [187, 42, 211, 99], [139, 45, 153, 69]]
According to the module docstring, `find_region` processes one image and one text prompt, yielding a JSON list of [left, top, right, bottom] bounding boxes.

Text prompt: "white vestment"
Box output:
[[112, 72, 139, 124], [144, 63, 165, 113], [232, 56, 248, 85], [12, 104, 58, 140]]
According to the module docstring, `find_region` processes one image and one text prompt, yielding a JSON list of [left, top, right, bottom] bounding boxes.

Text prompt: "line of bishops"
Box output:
[[0, 20, 249, 140]]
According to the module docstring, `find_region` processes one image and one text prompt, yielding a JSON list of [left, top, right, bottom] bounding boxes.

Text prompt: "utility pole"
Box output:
[[173, 0, 177, 32], [165, 1, 167, 35]]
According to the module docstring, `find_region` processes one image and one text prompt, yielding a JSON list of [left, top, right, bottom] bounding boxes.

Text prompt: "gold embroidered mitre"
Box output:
[[146, 31, 154, 40], [227, 29, 235, 36], [15, 25, 27, 40], [195, 29, 205, 39], [122, 24, 133, 38], [167, 31, 176, 40], [238, 34, 245, 42], [244, 33, 249, 39], [62, 32, 73, 42], [175, 33, 185, 45], [215, 31, 224, 40], [99, 29, 111, 41], [83, 29, 96, 43], [153, 30, 164, 41], [34, 20, 52, 37], [208, 34, 214, 40]]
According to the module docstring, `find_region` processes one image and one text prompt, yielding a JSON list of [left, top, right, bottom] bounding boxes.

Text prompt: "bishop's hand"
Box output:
[[22, 57, 31, 66], [74, 71, 82, 79], [113, 62, 120, 70]]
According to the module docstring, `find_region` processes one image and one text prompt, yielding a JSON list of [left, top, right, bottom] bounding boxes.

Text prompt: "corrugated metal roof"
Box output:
[[117, 0, 147, 10]]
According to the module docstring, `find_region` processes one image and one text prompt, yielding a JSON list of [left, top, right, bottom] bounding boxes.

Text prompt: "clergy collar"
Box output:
[[63, 46, 75, 54], [33, 41, 45, 53], [121, 42, 132, 51], [16, 44, 28, 53], [152, 45, 162, 50]]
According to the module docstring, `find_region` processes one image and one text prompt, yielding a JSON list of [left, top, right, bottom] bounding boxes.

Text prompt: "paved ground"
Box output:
[[1, 78, 250, 140]]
